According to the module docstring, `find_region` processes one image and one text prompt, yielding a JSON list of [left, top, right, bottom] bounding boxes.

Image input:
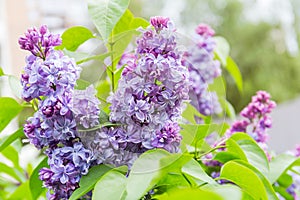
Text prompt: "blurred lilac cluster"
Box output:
[[226, 90, 276, 160], [20, 25, 94, 199], [183, 24, 222, 117]]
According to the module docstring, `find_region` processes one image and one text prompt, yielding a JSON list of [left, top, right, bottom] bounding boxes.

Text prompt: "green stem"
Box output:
[[109, 37, 115, 92]]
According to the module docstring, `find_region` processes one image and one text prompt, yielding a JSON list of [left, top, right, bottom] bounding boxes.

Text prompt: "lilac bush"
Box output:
[[0, 3, 295, 199]]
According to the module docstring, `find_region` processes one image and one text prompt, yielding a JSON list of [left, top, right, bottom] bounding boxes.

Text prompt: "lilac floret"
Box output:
[[72, 85, 100, 128]]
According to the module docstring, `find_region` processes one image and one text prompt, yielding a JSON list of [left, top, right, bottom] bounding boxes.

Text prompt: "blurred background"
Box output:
[[0, 0, 300, 153]]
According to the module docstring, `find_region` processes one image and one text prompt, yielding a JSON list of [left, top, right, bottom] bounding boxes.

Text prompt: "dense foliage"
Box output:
[[0, 0, 299, 199]]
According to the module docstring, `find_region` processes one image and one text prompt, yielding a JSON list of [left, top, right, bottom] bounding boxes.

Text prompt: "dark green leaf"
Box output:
[[69, 164, 112, 200], [0, 128, 24, 152], [226, 57, 243, 93], [0, 97, 23, 132], [59, 26, 95, 51], [92, 170, 126, 200], [29, 157, 48, 200], [87, 0, 130, 42], [219, 161, 268, 200]]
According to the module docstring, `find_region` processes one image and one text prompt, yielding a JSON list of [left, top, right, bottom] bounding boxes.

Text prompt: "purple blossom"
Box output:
[[151, 122, 182, 153], [21, 50, 80, 102], [72, 85, 100, 128], [183, 23, 222, 117], [226, 91, 276, 160], [19, 25, 61, 58]]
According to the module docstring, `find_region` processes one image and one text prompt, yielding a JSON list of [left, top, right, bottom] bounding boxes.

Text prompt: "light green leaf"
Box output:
[[8, 180, 32, 200], [0, 128, 24, 152], [0, 97, 23, 132], [92, 170, 126, 200], [125, 149, 170, 200], [69, 164, 112, 200], [96, 80, 111, 103], [0, 67, 4, 76], [182, 159, 216, 185], [226, 57, 243, 93], [179, 124, 210, 147], [87, 0, 130, 42], [225, 138, 247, 161], [0, 163, 23, 182], [230, 133, 269, 174], [208, 76, 226, 98], [181, 103, 207, 124], [219, 98, 236, 120], [202, 184, 243, 200], [220, 161, 268, 200], [156, 188, 223, 200], [234, 160, 279, 200], [75, 79, 91, 90], [29, 157, 48, 200], [109, 10, 149, 65], [59, 26, 95, 51], [214, 36, 230, 66], [267, 154, 299, 184], [8, 75, 22, 99]]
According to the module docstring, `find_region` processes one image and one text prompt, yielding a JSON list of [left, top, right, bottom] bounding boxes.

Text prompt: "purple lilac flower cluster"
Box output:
[[20, 25, 94, 199], [183, 24, 222, 116], [225, 90, 276, 160], [83, 16, 189, 166]]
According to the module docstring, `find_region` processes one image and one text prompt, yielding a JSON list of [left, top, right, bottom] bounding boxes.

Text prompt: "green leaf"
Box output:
[[181, 103, 207, 124], [202, 184, 243, 200], [219, 98, 236, 120], [29, 157, 48, 200], [219, 161, 268, 200], [214, 36, 230, 66], [69, 164, 112, 200], [182, 159, 216, 185], [0, 97, 23, 132], [0, 128, 24, 152], [156, 188, 223, 200], [226, 57, 243, 93], [92, 170, 126, 200], [0, 163, 23, 182], [59, 26, 95, 51], [208, 76, 226, 98], [125, 149, 170, 200], [226, 138, 248, 161], [266, 154, 299, 184], [96, 80, 111, 104], [179, 124, 210, 148], [109, 9, 149, 65], [8, 75, 22, 99], [87, 0, 130, 42], [0, 67, 4, 76], [8, 180, 32, 200], [230, 133, 269, 174], [234, 160, 279, 200], [75, 79, 91, 90]]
